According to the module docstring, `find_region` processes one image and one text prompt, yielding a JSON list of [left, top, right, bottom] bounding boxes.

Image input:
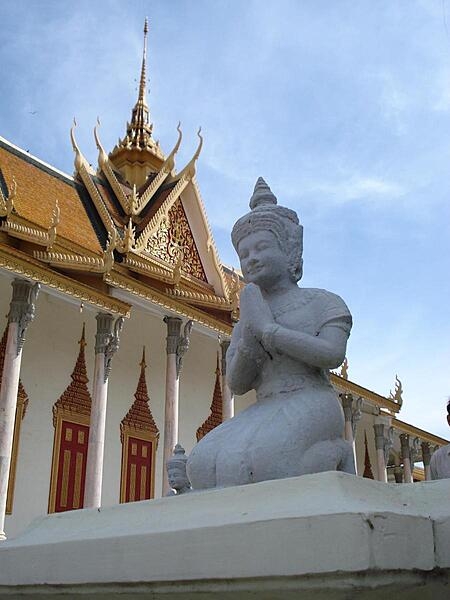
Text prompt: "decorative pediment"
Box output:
[[52, 324, 92, 425]]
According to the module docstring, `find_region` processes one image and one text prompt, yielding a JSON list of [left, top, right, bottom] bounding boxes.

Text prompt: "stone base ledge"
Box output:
[[0, 473, 449, 598]]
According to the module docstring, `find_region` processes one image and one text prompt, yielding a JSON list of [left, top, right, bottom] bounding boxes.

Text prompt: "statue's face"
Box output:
[[237, 230, 289, 288], [168, 465, 189, 490]]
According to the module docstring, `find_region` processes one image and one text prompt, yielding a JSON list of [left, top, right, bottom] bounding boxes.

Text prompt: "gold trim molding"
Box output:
[[0, 246, 130, 316], [104, 272, 232, 335], [330, 373, 400, 414]]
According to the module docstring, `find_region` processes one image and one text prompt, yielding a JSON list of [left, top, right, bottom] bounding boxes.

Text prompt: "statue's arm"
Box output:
[[262, 318, 350, 370], [226, 321, 264, 395]]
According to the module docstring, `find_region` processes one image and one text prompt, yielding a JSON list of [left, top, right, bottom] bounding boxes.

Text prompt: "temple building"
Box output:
[[0, 22, 448, 541]]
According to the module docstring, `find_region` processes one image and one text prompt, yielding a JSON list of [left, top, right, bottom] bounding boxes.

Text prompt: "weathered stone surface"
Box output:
[[187, 179, 354, 489], [0, 473, 448, 598]]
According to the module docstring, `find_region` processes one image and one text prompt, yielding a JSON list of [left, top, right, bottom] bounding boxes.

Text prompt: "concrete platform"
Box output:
[[0, 472, 449, 598]]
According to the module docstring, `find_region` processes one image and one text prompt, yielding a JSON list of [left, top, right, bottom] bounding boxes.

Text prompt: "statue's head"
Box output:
[[447, 399, 450, 427], [231, 178, 303, 283], [167, 444, 190, 491]]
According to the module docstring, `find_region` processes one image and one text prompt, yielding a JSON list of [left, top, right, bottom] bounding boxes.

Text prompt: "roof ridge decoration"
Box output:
[[0, 173, 60, 249], [120, 347, 159, 440], [196, 352, 223, 441], [132, 123, 183, 216], [94, 120, 131, 215], [34, 229, 116, 273], [71, 120, 116, 237], [389, 375, 403, 409], [166, 286, 233, 309], [52, 323, 92, 425], [0, 175, 16, 218]]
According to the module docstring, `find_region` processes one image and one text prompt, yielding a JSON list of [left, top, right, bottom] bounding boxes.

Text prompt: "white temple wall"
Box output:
[[1, 275, 255, 539]]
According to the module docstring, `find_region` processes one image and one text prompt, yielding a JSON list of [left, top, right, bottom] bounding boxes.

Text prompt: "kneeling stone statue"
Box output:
[[187, 178, 355, 489]]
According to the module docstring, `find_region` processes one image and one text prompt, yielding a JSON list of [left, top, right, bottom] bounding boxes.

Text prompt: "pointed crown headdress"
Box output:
[[231, 177, 304, 282]]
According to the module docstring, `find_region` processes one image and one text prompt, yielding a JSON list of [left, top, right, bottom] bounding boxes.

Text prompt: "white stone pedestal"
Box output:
[[0, 472, 449, 598]]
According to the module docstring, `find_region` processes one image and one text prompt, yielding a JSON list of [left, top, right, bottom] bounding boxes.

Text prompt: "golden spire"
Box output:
[[109, 18, 165, 186], [128, 17, 153, 148], [138, 18, 149, 106]]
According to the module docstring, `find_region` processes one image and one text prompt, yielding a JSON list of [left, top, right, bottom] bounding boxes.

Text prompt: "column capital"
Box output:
[[220, 339, 230, 376], [164, 317, 193, 377], [399, 433, 410, 459], [163, 316, 182, 354], [373, 423, 385, 450], [95, 312, 124, 381], [421, 441, 432, 467], [8, 278, 40, 354], [340, 394, 362, 437]]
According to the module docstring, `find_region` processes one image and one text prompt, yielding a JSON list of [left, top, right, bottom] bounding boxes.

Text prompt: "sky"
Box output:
[[0, 0, 449, 439]]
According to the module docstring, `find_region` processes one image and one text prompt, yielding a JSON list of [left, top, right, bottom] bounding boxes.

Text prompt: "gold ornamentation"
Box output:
[[73, 452, 84, 508], [330, 372, 400, 414], [0, 175, 16, 218], [94, 120, 131, 214], [132, 123, 183, 216], [339, 357, 349, 380], [389, 375, 403, 408], [134, 175, 189, 252], [71, 120, 116, 235], [166, 286, 232, 309], [47, 199, 60, 250], [34, 249, 109, 273], [0, 246, 130, 316], [0, 217, 53, 247], [104, 271, 232, 335], [146, 199, 206, 282], [122, 253, 173, 282], [176, 127, 203, 180]]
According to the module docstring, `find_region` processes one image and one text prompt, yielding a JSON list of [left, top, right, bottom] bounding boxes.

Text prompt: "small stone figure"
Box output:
[[430, 400, 450, 480], [166, 444, 191, 495], [187, 178, 355, 489]]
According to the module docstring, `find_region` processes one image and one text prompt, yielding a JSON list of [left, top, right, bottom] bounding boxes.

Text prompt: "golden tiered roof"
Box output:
[[0, 20, 236, 333]]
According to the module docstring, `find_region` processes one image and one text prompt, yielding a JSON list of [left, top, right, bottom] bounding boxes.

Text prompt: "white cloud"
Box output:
[[303, 175, 405, 203]]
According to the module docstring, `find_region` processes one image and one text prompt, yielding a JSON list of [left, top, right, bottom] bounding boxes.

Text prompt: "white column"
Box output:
[[84, 313, 123, 508], [162, 317, 192, 496], [220, 340, 234, 421], [421, 442, 432, 481], [341, 394, 361, 473], [400, 433, 413, 483], [373, 423, 387, 482], [0, 279, 40, 540], [393, 465, 403, 483]]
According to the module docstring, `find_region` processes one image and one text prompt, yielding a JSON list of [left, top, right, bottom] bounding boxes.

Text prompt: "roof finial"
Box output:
[[140, 346, 147, 371], [139, 18, 149, 105]]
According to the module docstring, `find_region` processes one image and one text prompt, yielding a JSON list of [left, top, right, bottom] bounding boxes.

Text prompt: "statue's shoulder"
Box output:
[[302, 288, 352, 331]]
